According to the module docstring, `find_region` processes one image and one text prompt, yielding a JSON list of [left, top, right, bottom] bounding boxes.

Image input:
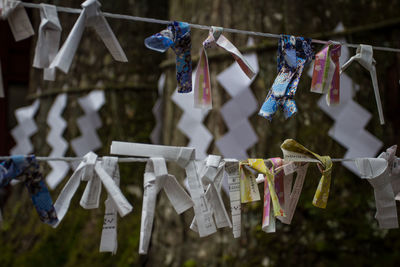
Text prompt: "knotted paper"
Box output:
[[0, 0, 34, 41]]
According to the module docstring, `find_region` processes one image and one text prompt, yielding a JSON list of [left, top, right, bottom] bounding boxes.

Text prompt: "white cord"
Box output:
[[20, 2, 400, 53]]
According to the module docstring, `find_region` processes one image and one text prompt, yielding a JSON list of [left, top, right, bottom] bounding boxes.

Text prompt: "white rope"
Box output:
[[21, 2, 400, 53]]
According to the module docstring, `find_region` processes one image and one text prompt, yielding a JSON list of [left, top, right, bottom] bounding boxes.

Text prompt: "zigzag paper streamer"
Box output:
[[216, 38, 259, 159], [150, 73, 166, 144], [71, 90, 105, 165], [307, 23, 382, 175], [172, 72, 212, 159], [46, 93, 69, 189], [10, 99, 40, 155]]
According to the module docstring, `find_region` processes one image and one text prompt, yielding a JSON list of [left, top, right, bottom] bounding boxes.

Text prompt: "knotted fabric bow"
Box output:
[[310, 43, 341, 105], [355, 155, 398, 229], [193, 26, 256, 109], [139, 157, 193, 254], [145, 21, 192, 93], [380, 145, 400, 199], [0, 155, 58, 225], [225, 161, 241, 238], [281, 139, 333, 208], [247, 159, 285, 232], [0, 0, 34, 41], [259, 35, 313, 120], [111, 141, 217, 237], [190, 155, 232, 232], [341, 44, 384, 125], [32, 4, 62, 81], [53, 152, 133, 228], [50, 0, 128, 74]]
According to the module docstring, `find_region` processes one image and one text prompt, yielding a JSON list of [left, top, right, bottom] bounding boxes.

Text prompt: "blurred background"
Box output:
[[1, 0, 400, 266]]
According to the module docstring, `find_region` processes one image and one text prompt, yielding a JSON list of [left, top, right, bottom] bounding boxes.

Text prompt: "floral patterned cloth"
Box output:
[[145, 21, 192, 93], [259, 35, 313, 121], [0, 155, 58, 225]]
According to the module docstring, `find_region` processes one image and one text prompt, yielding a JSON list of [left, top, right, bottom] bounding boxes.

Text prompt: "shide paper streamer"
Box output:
[[50, 0, 127, 74], [46, 93, 69, 189], [11, 99, 40, 155], [0, 0, 34, 41], [216, 38, 259, 159]]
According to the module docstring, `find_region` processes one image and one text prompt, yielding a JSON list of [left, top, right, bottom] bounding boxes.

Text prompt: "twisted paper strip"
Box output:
[[50, 0, 127, 74], [281, 139, 332, 209], [10, 99, 40, 155], [193, 27, 256, 109], [145, 21, 192, 93], [46, 93, 69, 189], [341, 44, 384, 125], [355, 153, 398, 229], [71, 90, 105, 163], [32, 4, 61, 81], [0, 0, 34, 41], [310, 43, 341, 105], [53, 152, 133, 228], [139, 157, 193, 254], [0, 155, 58, 225], [259, 35, 313, 120], [380, 145, 400, 199]]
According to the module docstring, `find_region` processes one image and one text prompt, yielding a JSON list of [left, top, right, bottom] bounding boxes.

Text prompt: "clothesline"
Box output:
[[21, 2, 400, 53], [0, 155, 360, 163]]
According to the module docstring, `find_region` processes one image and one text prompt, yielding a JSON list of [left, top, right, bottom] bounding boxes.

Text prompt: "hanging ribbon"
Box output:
[[259, 35, 313, 121], [0, 155, 58, 226], [50, 0, 128, 74], [341, 44, 385, 125], [139, 157, 193, 254], [193, 26, 256, 109], [111, 141, 217, 237], [0, 0, 34, 41], [379, 145, 400, 199], [355, 156, 398, 229], [32, 4, 62, 81], [145, 21, 192, 93], [190, 155, 232, 232], [310, 42, 341, 105], [225, 161, 241, 238], [280, 139, 333, 209], [53, 152, 133, 228]]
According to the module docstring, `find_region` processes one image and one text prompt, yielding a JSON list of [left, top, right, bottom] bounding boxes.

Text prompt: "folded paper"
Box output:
[[239, 163, 261, 203], [53, 152, 132, 228], [50, 0, 127, 74], [0, 155, 58, 225], [225, 161, 241, 238], [0, 0, 34, 41], [190, 155, 232, 232], [259, 35, 313, 120], [32, 4, 61, 81], [379, 145, 400, 199], [310, 43, 341, 105], [111, 141, 217, 237], [355, 156, 398, 229], [193, 27, 256, 109], [281, 139, 332, 208], [145, 21, 192, 93], [341, 44, 384, 125], [139, 157, 193, 254]]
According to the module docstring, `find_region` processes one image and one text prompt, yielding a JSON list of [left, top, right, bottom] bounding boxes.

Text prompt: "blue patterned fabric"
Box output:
[[0, 155, 58, 226], [259, 35, 313, 121], [145, 21, 192, 93]]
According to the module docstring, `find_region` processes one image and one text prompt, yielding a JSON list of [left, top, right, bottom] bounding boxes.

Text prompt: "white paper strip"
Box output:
[[46, 93, 70, 189], [225, 161, 241, 238], [150, 73, 166, 144], [216, 38, 259, 159], [0, 0, 34, 42], [10, 99, 40, 155], [49, 0, 127, 74], [32, 3, 61, 81], [71, 90, 105, 165]]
